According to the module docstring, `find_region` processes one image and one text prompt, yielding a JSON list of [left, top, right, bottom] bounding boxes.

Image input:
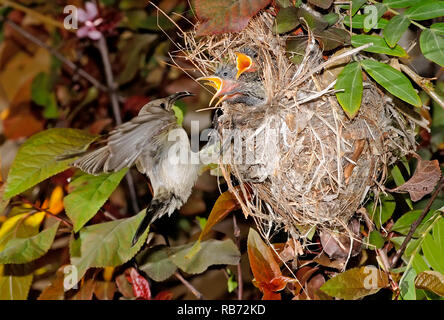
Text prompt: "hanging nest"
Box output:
[[171, 11, 425, 244]]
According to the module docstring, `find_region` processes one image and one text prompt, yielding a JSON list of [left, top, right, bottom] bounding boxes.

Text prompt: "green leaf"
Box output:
[[226, 268, 238, 293], [431, 23, 444, 36], [323, 12, 339, 26], [400, 267, 417, 300], [422, 219, 444, 274], [116, 34, 157, 85], [4, 128, 98, 199], [368, 230, 385, 249], [297, 7, 328, 32], [368, 194, 396, 229], [320, 266, 389, 299], [335, 62, 363, 119], [420, 28, 444, 67], [405, 2, 444, 21], [315, 27, 350, 51], [361, 59, 422, 107], [0, 221, 59, 264], [351, 35, 407, 57], [286, 37, 307, 64], [343, 15, 388, 29], [273, 7, 300, 34], [351, 0, 367, 16], [383, 0, 420, 9], [169, 239, 240, 274], [383, 15, 411, 48], [31, 72, 59, 119], [0, 212, 46, 250], [415, 271, 444, 297], [137, 245, 177, 282], [391, 209, 437, 237], [64, 169, 128, 232], [0, 270, 33, 300], [308, 0, 333, 9], [69, 210, 149, 288]]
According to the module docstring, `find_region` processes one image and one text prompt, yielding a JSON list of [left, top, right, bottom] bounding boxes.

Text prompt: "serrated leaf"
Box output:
[[4, 128, 98, 199], [194, 0, 272, 36], [273, 7, 300, 34], [69, 210, 149, 288], [420, 28, 444, 67], [415, 271, 444, 297], [0, 212, 46, 250], [335, 62, 363, 119], [320, 266, 389, 299], [383, 0, 420, 9], [0, 221, 59, 264], [137, 245, 177, 282], [384, 15, 411, 48], [169, 239, 240, 274], [64, 169, 128, 232], [405, 2, 444, 21], [361, 59, 422, 107], [351, 35, 407, 57], [422, 219, 444, 274]]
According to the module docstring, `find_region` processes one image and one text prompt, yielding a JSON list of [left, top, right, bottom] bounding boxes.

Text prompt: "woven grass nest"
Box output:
[[173, 11, 424, 245]]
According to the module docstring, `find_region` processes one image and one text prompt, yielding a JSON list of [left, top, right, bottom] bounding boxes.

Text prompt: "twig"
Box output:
[[174, 271, 204, 300], [390, 176, 444, 268], [232, 214, 243, 300], [0, 0, 66, 29], [97, 36, 140, 214], [400, 64, 444, 111], [4, 19, 110, 94], [18, 197, 73, 228]]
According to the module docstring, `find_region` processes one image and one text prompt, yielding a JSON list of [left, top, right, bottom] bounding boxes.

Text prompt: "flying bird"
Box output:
[[71, 92, 199, 245]]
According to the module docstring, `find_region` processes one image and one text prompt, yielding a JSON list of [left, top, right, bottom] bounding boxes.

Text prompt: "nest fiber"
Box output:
[[174, 12, 422, 242]]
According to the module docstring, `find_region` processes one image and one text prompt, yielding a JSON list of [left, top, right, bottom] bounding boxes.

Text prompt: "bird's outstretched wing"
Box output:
[[73, 106, 177, 175]]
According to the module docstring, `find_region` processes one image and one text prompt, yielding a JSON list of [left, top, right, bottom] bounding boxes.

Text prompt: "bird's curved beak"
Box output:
[[169, 91, 194, 103], [197, 76, 226, 106], [235, 52, 253, 80]]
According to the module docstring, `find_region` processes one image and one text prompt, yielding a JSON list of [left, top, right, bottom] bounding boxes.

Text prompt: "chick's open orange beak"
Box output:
[[235, 52, 253, 80], [197, 76, 226, 106]]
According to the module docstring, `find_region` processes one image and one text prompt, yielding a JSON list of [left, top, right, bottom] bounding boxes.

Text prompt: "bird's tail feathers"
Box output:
[[72, 146, 110, 175]]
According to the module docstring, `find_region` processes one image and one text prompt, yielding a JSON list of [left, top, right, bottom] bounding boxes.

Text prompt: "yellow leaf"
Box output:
[[48, 186, 64, 215], [103, 267, 114, 282], [0, 211, 45, 250]]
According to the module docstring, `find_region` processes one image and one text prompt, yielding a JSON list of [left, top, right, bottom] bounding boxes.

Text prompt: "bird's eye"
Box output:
[[223, 72, 228, 77], [160, 103, 166, 109]]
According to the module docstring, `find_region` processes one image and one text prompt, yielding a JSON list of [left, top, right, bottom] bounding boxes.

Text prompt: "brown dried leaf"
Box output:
[[93, 281, 117, 300], [388, 156, 441, 202], [320, 219, 362, 260], [194, 0, 272, 36]]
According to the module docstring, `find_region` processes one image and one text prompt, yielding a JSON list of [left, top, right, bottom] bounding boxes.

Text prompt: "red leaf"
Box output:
[[388, 155, 442, 202], [125, 268, 151, 300], [193, 0, 272, 36], [247, 228, 294, 299], [154, 290, 173, 300]]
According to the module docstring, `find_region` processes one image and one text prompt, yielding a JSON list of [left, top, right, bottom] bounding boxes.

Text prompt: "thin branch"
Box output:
[[18, 197, 73, 228], [4, 19, 111, 94], [96, 36, 140, 214], [174, 271, 204, 300], [232, 214, 243, 300], [390, 176, 444, 268], [400, 64, 444, 111]]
